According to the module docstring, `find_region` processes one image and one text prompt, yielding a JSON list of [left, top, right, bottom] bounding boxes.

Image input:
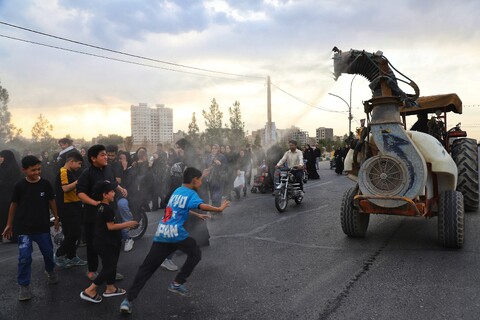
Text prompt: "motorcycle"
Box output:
[[274, 167, 305, 213]]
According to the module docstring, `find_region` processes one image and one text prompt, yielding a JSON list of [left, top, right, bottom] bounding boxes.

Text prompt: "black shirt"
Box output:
[[93, 203, 121, 247], [11, 178, 55, 235], [76, 165, 118, 223]]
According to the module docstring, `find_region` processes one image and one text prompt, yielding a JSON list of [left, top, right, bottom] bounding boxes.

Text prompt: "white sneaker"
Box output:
[[161, 259, 179, 271], [124, 239, 134, 252]]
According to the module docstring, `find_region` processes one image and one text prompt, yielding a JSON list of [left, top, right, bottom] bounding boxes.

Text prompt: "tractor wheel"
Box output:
[[340, 187, 369, 237], [438, 190, 464, 248], [451, 138, 479, 211]]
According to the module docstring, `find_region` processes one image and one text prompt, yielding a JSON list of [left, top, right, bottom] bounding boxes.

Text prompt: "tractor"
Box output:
[[332, 47, 479, 248]]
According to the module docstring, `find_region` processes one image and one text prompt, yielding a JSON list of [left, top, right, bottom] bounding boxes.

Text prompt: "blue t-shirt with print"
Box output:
[[153, 186, 204, 243]]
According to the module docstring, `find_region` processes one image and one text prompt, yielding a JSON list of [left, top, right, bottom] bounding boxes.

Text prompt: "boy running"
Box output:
[[2, 155, 60, 301], [80, 180, 138, 303], [120, 167, 229, 314]]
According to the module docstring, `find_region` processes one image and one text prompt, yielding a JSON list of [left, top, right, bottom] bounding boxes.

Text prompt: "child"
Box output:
[[54, 151, 87, 268], [1, 155, 60, 301], [80, 180, 138, 303], [77, 144, 127, 281], [120, 167, 230, 314]]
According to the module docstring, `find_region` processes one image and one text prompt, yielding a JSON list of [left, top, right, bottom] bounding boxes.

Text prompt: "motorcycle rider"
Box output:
[[275, 140, 304, 192]]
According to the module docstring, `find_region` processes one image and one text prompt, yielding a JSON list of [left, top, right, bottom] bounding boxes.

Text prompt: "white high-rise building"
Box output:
[[131, 103, 173, 144]]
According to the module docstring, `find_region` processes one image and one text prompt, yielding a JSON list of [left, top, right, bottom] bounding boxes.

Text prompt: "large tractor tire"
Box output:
[[451, 138, 479, 212], [340, 187, 369, 237], [438, 190, 464, 248]]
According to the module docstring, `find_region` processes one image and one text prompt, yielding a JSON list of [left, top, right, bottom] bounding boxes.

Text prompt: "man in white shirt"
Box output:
[[275, 140, 305, 191]]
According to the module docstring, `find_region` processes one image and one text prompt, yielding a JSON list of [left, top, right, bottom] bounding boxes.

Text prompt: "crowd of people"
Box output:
[[0, 138, 328, 243], [0, 137, 325, 314]]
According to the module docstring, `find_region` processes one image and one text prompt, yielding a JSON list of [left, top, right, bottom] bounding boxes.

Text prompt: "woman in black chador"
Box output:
[[0, 150, 22, 242], [303, 144, 319, 179]]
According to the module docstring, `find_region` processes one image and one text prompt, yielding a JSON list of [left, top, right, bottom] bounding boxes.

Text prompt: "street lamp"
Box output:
[[329, 75, 357, 137], [328, 92, 353, 136]]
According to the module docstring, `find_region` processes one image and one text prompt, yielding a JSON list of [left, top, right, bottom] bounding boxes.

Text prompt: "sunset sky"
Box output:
[[1, 0, 480, 141]]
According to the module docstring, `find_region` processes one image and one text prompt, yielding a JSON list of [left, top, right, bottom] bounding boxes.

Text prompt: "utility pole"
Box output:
[[349, 75, 357, 137], [329, 75, 357, 137], [328, 93, 350, 135]]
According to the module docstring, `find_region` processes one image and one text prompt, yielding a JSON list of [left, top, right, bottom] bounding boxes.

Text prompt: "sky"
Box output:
[[1, 0, 480, 142]]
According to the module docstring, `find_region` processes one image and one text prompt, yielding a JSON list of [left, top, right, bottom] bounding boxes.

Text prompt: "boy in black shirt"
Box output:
[[2, 155, 60, 301], [80, 181, 138, 303], [77, 145, 128, 281]]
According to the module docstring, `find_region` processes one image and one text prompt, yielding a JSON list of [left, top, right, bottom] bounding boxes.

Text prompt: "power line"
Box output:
[[271, 82, 348, 115], [0, 34, 263, 84], [0, 20, 264, 80], [0, 20, 362, 117]]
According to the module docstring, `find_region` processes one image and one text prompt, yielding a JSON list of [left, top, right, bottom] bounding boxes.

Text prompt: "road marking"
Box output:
[[211, 205, 328, 242], [305, 180, 332, 189], [249, 236, 343, 250]]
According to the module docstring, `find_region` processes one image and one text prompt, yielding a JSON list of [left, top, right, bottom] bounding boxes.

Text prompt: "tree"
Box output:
[[227, 101, 246, 149], [187, 112, 200, 145], [202, 98, 223, 145], [0, 83, 18, 146], [124, 136, 133, 152], [31, 114, 56, 154], [31, 114, 53, 143], [98, 134, 124, 147]]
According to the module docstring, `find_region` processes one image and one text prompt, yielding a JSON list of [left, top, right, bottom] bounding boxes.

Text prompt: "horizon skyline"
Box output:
[[7, 103, 341, 144]]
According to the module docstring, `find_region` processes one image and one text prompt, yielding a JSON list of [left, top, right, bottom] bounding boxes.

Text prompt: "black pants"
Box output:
[[94, 243, 121, 286], [56, 203, 83, 259], [84, 222, 99, 272], [127, 237, 201, 301], [291, 169, 304, 191]]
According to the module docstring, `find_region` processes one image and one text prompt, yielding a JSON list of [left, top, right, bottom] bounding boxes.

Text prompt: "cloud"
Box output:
[[1, 0, 480, 141]]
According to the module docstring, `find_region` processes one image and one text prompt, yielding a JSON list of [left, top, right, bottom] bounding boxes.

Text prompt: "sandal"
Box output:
[[80, 291, 102, 303], [102, 287, 126, 298]]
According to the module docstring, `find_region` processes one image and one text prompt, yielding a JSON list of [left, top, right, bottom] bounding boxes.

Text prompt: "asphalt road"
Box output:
[[1, 161, 479, 320]]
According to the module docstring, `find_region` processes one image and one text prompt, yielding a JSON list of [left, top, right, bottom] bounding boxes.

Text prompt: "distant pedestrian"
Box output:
[[39, 150, 55, 185], [80, 180, 138, 304], [2, 155, 60, 301], [119, 167, 230, 314], [236, 149, 250, 197], [56, 137, 77, 170], [205, 144, 226, 206], [304, 144, 319, 180], [222, 145, 238, 201]]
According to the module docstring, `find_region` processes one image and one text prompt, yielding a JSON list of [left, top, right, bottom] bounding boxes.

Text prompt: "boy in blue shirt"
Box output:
[[120, 167, 229, 314]]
